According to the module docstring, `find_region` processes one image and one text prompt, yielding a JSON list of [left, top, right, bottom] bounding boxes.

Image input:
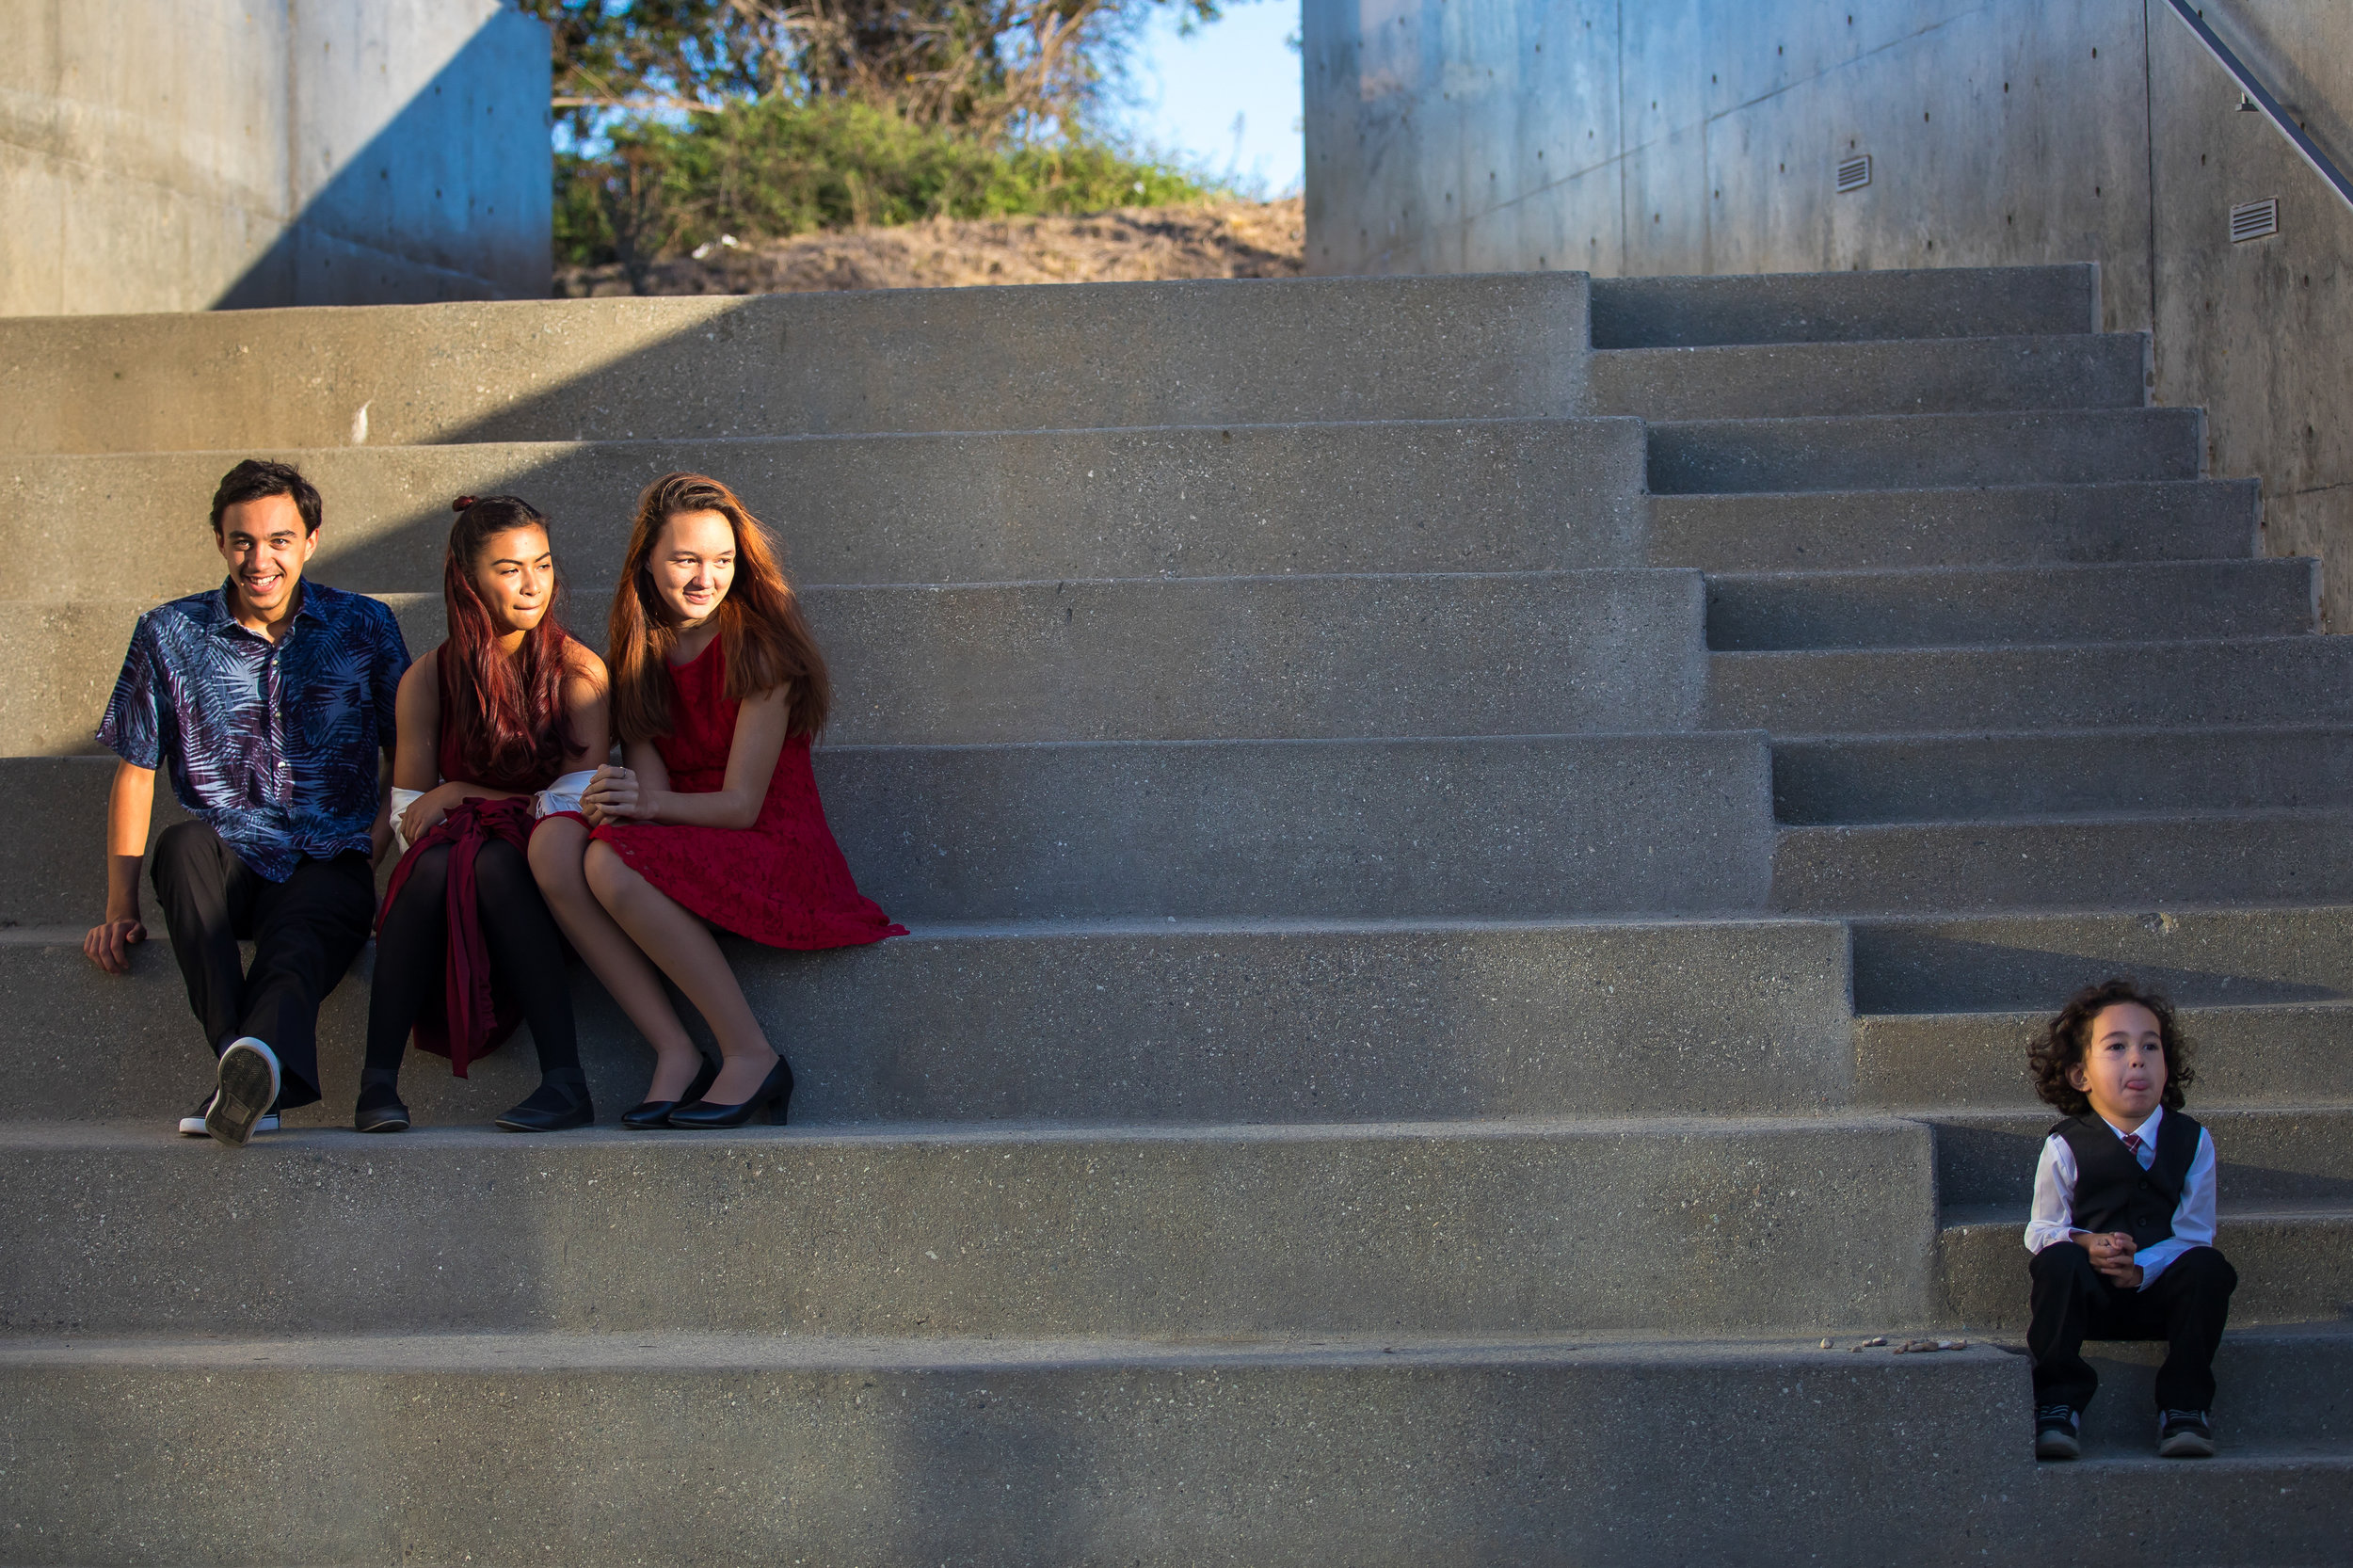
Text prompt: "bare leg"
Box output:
[[528, 818, 704, 1100], [583, 840, 779, 1104]]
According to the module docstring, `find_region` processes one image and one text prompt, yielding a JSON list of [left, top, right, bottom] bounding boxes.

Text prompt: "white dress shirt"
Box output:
[[2023, 1104, 2218, 1289]]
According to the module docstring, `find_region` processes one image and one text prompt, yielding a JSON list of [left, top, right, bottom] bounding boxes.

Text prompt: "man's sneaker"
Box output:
[[2158, 1409, 2217, 1458], [2033, 1404, 2081, 1461], [204, 1038, 281, 1146], [178, 1093, 280, 1137]]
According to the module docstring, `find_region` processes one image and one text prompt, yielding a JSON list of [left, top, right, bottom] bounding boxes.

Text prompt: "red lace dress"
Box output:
[[588, 636, 905, 948]]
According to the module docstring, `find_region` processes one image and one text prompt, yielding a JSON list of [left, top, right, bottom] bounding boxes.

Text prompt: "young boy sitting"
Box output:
[[2025, 977, 2235, 1461]]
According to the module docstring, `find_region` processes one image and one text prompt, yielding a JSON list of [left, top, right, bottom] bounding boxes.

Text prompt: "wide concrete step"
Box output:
[[1707, 560, 2313, 652], [1649, 481, 2259, 572], [3, 1330, 2338, 1566], [0, 274, 1595, 455], [9, 733, 1776, 932], [1929, 1107, 2353, 1209], [1851, 904, 2353, 1015], [1589, 265, 2097, 348], [1938, 1202, 2352, 1329], [1649, 409, 2203, 495], [1776, 726, 2353, 825], [1593, 333, 2146, 421], [0, 916, 1853, 1128], [5, 419, 1652, 602], [1856, 1001, 2353, 1112], [1706, 635, 2353, 736], [0, 1116, 1938, 1336], [0, 1330, 2217, 1568], [4, 569, 1707, 757], [1772, 808, 2353, 916]]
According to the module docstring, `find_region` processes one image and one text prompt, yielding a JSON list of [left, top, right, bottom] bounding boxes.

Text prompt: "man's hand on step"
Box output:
[[84, 914, 146, 974]]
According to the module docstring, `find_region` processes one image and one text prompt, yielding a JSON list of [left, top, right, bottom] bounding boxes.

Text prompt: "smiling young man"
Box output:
[[2022, 979, 2236, 1461], [86, 459, 408, 1144]]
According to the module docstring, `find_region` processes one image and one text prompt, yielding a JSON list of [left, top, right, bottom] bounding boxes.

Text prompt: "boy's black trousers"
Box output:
[[149, 820, 376, 1112], [2027, 1240, 2237, 1412]]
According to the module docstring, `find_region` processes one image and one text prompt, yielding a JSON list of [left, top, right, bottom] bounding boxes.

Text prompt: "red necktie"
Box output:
[[2123, 1132, 2147, 1163]]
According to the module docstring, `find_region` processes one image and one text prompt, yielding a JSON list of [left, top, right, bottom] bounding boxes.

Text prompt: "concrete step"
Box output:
[[4, 569, 1708, 757], [6, 732, 1778, 931], [1706, 635, 2353, 736], [3, 1330, 2339, 1566], [1707, 559, 2314, 652], [0, 274, 1593, 456], [1589, 265, 2098, 347], [0, 1331, 2129, 1568], [1648, 409, 2203, 495], [1649, 481, 2259, 572], [1593, 333, 2147, 421], [1929, 1107, 2353, 1209], [1851, 904, 2353, 1015], [0, 1115, 1939, 1336], [0, 916, 1855, 1128], [1856, 1001, 2353, 1112], [1776, 726, 2353, 825], [4, 419, 1652, 602], [1772, 808, 2353, 916], [1938, 1202, 2353, 1329]]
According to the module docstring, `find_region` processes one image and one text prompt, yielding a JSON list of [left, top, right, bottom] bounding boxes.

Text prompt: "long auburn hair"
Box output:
[[441, 495, 577, 783], [2027, 976, 2196, 1116], [608, 472, 830, 744]]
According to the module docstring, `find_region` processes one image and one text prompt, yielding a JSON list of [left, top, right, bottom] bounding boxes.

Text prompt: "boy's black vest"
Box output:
[[2052, 1111, 2203, 1249]]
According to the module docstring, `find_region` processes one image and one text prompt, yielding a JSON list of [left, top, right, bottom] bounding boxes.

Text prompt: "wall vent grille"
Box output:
[[2231, 197, 2280, 242], [1835, 154, 1872, 193]]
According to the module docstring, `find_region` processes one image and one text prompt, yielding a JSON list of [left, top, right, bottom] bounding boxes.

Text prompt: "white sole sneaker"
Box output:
[[205, 1039, 281, 1146], [178, 1096, 280, 1137]]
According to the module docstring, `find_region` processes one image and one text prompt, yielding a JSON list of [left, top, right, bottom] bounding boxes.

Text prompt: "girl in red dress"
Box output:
[[529, 472, 903, 1128]]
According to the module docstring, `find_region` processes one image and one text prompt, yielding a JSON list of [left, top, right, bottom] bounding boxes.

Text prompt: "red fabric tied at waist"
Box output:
[[377, 794, 538, 1078]]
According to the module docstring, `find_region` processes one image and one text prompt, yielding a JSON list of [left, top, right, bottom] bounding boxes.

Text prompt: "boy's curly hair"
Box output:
[[2027, 976, 2196, 1116]]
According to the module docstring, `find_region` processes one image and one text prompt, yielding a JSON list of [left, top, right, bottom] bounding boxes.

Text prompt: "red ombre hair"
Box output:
[[608, 472, 830, 744], [441, 495, 577, 785]]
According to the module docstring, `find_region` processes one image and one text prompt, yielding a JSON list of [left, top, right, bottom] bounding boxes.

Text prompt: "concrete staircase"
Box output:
[[0, 265, 2345, 1563]]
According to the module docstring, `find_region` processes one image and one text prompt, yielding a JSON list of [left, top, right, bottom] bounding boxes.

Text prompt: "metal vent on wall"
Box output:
[[2231, 197, 2280, 241], [1836, 154, 1872, 193]]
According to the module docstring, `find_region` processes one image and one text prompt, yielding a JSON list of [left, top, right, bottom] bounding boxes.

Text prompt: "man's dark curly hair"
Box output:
[[2027, 976, 2195, 1116]]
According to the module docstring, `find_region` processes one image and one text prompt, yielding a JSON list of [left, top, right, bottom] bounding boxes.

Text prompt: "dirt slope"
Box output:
[[556, 198, 1305, 296]]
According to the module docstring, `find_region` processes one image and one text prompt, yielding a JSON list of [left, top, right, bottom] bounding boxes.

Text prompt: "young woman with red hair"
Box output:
[[529, 472, 902, 1129], [359, 496, 612, 1133]]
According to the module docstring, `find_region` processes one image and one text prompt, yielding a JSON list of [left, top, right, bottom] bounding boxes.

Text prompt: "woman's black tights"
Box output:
[[363, 840, 582, 1080]]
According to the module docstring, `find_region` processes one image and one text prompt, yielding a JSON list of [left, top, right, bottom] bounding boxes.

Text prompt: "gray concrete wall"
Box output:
[[1304, 0, 2353, 626], [0, 0, 552, 314]]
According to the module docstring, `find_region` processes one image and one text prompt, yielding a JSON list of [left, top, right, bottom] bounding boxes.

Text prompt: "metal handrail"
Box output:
[[2165, 0, 2353, 212]]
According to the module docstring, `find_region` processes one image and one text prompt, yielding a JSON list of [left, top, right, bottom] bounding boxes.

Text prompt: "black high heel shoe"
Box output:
[[664, 1056, 794, 1129], [620, 1057, 718, 1130]]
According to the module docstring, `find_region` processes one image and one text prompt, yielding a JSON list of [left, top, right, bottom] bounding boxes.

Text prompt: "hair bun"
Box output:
[[451, 496, 479, 513]]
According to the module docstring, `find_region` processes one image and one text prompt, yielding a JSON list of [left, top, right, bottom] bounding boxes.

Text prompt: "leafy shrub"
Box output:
[[556, 97, 1221, 272]]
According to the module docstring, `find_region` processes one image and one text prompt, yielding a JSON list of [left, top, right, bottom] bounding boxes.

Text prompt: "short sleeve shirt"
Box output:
[[98, 580, 409, 881]]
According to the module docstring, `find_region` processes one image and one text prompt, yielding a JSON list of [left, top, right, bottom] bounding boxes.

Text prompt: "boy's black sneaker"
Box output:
[[2157, 1409, 2216, 1458], [2033, 1404, 2081, 1461]]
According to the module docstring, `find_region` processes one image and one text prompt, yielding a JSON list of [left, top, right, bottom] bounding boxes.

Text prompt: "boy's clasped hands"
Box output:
[[2072, 1228, 2144, 1289]]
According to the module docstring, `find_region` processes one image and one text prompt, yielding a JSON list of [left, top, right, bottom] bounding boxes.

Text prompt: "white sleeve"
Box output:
[[2025, 1134, 2078, 1254], [2137, 1128, 2218, 1288]]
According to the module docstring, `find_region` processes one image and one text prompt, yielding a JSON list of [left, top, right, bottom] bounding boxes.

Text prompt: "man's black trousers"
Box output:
[[2027, 1240, 2237, 1413], [149, 820, 375, 1111]]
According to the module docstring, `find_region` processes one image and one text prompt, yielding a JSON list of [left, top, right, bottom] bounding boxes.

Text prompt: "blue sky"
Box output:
[[1119, 0, 1305, 198]]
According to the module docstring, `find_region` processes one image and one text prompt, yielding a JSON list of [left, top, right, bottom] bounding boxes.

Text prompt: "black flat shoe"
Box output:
[[620, 1057, 719, 1129], [354, 1074, 410, 1134], [495, 1071, 595, 1133], [664, 1057, 793, 1129]]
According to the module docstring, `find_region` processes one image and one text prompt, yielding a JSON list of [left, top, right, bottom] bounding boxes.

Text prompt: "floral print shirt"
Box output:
[[98, 580, 409, 881]]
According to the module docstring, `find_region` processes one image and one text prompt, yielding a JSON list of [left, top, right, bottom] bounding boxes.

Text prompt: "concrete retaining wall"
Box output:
[[1303, 0, 2353, 627], [0, 0, 552, 313]]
